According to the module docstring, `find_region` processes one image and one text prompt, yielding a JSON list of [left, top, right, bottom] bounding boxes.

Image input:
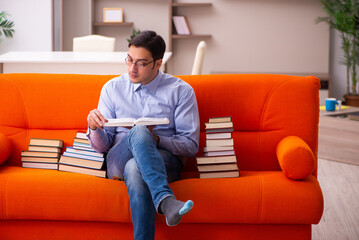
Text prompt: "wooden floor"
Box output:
[[312, 159, 359, 240], [318, 115, 359, 166]]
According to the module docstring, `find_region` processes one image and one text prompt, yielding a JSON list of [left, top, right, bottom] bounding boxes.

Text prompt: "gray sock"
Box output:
[[160, 196, 194, 227]]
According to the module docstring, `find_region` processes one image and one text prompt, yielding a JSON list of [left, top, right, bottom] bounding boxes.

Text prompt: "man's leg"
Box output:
[[126, 125, 174, 208], [127, 125, 193, 226], [123, 147, 183, 240], [107, 125, 193, 239], [124, 158, 156, 240]]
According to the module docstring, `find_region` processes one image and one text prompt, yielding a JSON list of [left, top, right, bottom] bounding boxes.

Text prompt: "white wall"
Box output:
[[0, 0, 53, 54], [63, 0, 92, 51], [168, 0, 329, 75], [330, 29, 348, 100]]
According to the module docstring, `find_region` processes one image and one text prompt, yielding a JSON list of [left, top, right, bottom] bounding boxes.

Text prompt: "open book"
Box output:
[[103, 117, 170, 127]]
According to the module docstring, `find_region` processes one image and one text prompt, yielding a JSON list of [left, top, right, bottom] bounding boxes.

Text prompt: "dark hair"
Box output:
[[128, 30, 166, 60]]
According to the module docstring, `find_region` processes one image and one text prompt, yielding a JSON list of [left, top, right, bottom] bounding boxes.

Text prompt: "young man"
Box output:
[[86, 31, 200, 240]]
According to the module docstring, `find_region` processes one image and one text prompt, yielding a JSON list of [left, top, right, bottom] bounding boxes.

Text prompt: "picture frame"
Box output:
[[103, 8, 124, 23]]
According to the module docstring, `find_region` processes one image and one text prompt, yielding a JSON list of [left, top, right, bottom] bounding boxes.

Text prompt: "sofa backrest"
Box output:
[[180, 74, 320, 173], [0, 73, 320, 173]]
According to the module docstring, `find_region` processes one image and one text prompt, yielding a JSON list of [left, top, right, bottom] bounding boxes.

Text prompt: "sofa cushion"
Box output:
[[0, 166, 323, 224], [0, 166, 131, 222], [276, 136, 316, 180], [0, 133, 12, 165]]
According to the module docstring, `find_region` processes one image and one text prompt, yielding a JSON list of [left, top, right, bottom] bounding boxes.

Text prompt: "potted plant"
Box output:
[[127, 29, 141, 43], [316, 0, 359, 106], [0, 11, 15, 42]]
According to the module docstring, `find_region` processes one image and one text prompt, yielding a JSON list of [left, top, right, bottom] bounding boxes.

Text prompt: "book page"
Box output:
[[135, 117, 170, 126], [103, 118, 136, 127], [103, 117, 170, 127]]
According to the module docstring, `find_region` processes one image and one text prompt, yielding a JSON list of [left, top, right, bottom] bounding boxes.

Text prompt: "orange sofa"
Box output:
[[0, 73, 323, 240]]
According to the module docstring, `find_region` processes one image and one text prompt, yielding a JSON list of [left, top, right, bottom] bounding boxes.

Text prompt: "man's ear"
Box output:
[[155, 59, 163, 70]]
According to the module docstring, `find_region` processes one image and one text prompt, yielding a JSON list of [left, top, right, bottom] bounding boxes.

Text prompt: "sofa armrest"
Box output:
[[276, 136, 316, 180], [0, 133, 12, 165]]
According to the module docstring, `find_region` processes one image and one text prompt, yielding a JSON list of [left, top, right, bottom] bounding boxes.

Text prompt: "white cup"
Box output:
[[337, 100, 342, 110]]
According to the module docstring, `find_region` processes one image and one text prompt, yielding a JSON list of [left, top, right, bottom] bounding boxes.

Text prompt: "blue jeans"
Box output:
[[106, 125, 182, 240]]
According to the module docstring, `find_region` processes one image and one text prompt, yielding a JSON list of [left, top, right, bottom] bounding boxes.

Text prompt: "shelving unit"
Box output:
[[172, 34, 212, 39], [91, 0, 134, 35], [93, 22, 133, 27], [62, 0, 212, 51], [170, 1, 213, 45], [172, 3, 212, 7]]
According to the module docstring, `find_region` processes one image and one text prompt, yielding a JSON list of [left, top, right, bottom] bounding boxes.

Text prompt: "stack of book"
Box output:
[[348, 112, 359, 121], [58, 132, 106, 178], [196, 117, 239, 179], [21, 138, 64, 170]]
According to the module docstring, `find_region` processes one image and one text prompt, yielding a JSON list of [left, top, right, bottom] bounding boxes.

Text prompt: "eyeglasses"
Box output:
[[125, 57, 155, 69]]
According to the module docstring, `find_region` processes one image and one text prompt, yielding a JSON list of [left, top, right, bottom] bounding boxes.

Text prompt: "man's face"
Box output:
[[127, 46, 162, 85]]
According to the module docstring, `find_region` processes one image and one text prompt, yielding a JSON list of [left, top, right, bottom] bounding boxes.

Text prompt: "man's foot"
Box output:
[[160, 196, 194, 226]]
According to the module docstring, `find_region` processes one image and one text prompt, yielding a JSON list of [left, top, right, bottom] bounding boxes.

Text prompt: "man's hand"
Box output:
[[87, 109, 108, 130]]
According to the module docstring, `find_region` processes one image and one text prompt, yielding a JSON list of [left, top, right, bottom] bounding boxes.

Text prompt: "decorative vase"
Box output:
[[344, 95, 359, 107]]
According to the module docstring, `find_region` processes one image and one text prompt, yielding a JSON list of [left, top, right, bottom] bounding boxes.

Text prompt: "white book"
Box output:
[[204, 146, 234, 152], [76, 132, 88, 140], [103, 117, 170, 127], [73, 144, 94, 151], [199, 171, 239, 179], [172, 16, 190, 35], [63, 151, 104, 162], [22, 162, 58, 170], [66, 147, 103, 157], [58, 164, 106, 178], [197, 163, 238, 172], [205, 121, 233, 130], [208, 117, 232, 123], [196, 155, 237, 165], [206, 132, 232, 139], [206, 138, 234, 147], [59, 156, 104, 170], [203, 150, 235, 157]]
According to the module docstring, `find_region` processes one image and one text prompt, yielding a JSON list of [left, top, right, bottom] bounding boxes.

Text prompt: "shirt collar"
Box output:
[[133, 70, 163, 94]]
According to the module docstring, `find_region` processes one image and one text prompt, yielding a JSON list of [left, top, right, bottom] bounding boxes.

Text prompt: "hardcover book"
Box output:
[[21, 156, 60, 164], [196, 155, 237, 165], [22, 162, 58, 170], [76, 131, 88, 139], [348, 112, 359, 121], [28, 145, 62, 153], [203, 150, 235, 157], [58, 164, 106, 178], [197, 163, 238, 172], [29, 138, 64, 148], [65, 146, 104, 158], [73, 137, 90, 145], [205, 121, 233, 130], [208, 116, 232, 123], [199, 171, 240, 179], [103, 117, 170, 127], [206, 132, 232, 140], [62, 151, 104, 162], [59, 155, 104, 170], [203, 146, 234, 152], [206, 138, 234, 147], [172, 16, 191, 35], [21, 151, 61, 158]]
